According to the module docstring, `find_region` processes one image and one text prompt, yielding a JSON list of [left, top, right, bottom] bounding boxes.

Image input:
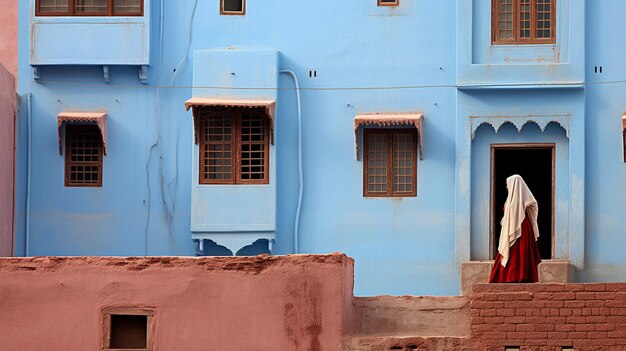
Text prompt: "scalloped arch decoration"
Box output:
[[470, 115, 570, 140]]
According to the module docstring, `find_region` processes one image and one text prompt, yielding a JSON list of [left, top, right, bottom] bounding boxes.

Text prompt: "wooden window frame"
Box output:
[[363, 129, 417, 198], [199, 108, 270, 185], [65, 124, 104, 188], [378, 0, 399, 6], [102, 307, 154, 351], [220, 0, 246, 16], [492, 0, 556, 45], [35, 0, 144, 17]]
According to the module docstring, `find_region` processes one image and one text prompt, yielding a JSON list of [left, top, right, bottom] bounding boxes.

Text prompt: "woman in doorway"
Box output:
[[489, 174, 542, 283]]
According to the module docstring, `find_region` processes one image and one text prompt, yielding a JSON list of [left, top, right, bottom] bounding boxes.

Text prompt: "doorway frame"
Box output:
[[489, 143, 556, 260]]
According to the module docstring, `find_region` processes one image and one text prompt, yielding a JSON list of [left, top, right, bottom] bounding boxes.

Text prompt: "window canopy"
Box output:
[[354, 113, 424, 161], [185, 98, 276, 144], [58, 112, 107, 155]]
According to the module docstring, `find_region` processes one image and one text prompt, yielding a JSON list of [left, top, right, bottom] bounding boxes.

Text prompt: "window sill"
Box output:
[[32, 16, 146, 24], [491, 43, 557, 48], [364, 195, 417, 199]]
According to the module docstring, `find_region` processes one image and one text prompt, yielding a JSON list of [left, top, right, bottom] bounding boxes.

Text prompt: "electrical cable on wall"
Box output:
[[145, 0, 198, 255]]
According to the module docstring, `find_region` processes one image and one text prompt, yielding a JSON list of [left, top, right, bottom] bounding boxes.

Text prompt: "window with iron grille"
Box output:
[[36, 0, 143, 16], [65, 124, 103, 187], [199, 108, 269, 185], [363, 129, 417, 197], [492, 0, 555, 44]]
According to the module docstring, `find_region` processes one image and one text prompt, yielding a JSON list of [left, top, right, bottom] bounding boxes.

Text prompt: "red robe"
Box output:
[[489, 216, 542, 283]]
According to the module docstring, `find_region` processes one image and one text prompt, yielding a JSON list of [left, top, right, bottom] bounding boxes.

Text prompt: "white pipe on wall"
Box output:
[[25, 93, 31, 257], [279, 70, 303, 254]]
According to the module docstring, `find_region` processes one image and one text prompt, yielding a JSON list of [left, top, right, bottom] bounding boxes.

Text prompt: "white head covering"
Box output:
[[497, 175, 540, 267]]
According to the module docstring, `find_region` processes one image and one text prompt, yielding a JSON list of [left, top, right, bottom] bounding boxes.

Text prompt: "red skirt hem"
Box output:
[[489, 217, 542, 284]]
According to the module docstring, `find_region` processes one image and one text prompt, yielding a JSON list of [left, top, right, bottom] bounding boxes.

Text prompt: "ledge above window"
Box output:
[[185, 97, 276, 145], [354, 113, 424, 161], [58, 111, 107, 155]]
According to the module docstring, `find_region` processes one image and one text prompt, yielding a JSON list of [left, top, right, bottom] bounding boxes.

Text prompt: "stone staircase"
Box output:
[[343, 261, 575, 350], [344, 296, 472, 351]]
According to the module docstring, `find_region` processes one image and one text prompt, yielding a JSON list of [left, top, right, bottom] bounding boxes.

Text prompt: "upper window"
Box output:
[[378, 0, 399, 6], [221, 0, 245, 15], [65, 124, 103, 187], [36, 0, 144, 16], [363, 129, 417, 197], [492, 0, 555, 44], [198, 108, 269, 185]]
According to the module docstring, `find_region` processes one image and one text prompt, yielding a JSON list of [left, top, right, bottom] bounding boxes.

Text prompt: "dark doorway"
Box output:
[[491, 144, 554, 260]]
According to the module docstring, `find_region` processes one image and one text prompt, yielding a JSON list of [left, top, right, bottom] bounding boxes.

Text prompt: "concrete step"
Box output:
[[461, 260, 574, 295], [343, 336, 474, 351], [352, 296, 470, 337]]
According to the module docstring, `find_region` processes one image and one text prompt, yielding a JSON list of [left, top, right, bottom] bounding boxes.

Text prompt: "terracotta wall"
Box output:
[[0, 0, 18, 77], [0, 65, 15, 256], [470, 283, 626, 351], [0, 254, 354, 351]]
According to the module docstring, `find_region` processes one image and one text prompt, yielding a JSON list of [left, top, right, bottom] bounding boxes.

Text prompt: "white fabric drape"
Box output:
[[497, 175, 540, 267]]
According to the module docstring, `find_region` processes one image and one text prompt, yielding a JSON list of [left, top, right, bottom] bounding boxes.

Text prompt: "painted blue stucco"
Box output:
[[13, 0, 626, 296], [190, 49, 278, 254], [30, 3, 150, 66]]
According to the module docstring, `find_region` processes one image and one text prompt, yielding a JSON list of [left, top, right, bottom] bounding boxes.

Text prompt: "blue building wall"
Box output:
[[14, 0, 626, 296], [582, 0, 626, 283]]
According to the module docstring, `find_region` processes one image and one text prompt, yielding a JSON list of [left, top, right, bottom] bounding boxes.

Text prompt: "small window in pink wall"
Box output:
[[102, 307, 154, 351]]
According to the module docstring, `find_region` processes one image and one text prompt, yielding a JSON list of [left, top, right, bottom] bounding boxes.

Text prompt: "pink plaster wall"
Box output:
[[0, 65, 15, 257], [0, 254, 354, 350], [0, 0, 18, 77]]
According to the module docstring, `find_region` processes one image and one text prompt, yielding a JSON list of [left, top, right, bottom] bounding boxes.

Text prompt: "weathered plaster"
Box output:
[[0, 254, 354, 351], [0, 0, 17, 77], [353, 296, 469, 337]]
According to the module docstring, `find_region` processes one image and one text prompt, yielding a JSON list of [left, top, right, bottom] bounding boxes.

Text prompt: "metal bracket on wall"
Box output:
[[32, 67, 40, 81], [139, 65, 148, 84], [194, 239, 205, 256], [103, 66, 110, 83]]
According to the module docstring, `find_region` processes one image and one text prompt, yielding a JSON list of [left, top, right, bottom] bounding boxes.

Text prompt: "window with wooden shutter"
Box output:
[[199, 108, 269, 185], [492, 0, 555, 44], [363, 129, 417, 197], [36, 0, 144, 16]]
